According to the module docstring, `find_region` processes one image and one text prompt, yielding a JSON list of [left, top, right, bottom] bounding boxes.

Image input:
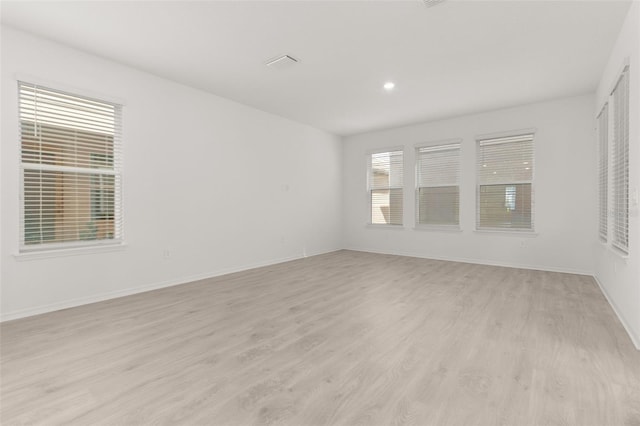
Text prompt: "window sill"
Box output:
[[14, 242, 127, 261], [474, 229, 538, 237], [609, 244, 630, 261], [413, 225, 462, 233], [598, 237, 630, 260], [366, 224, 405, 230]]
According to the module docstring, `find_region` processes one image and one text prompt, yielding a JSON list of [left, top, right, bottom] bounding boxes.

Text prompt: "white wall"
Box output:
[[0, 27, 343, 320], [343, 94, 597, 275], [594, 1, 640, 349]]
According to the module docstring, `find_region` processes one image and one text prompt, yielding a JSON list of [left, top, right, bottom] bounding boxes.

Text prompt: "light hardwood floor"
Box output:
[[2, 250, 639, 425]]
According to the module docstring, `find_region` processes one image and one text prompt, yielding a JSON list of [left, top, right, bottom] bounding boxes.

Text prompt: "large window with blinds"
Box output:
[[368, 149, 403, 225], [416, 141, 460, 227], [611, 66, 629, 253], [477, 133, 534, 230], [597, 104, 609, 242], [19, 82, 123, 251]]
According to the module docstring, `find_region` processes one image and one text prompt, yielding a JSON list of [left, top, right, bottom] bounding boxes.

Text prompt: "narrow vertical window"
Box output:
[[368, 149, 403, 225], [477, 133, 534, 230], [597, 104, 608, 242], [19, 82, 123, 251], [611, 66, 629, 253], [416, 142, 460, 227]]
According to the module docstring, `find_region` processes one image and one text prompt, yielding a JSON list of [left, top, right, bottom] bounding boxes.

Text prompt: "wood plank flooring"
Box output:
[[1, 250, 639, 425]]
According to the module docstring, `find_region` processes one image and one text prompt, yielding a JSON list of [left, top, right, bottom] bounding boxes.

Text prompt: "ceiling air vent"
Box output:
[[265, 55, 299, 69], [423, 0, 446, 8]]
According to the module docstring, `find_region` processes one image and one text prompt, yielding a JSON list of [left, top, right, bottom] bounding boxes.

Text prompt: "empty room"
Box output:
[[1, 0, 639, 424]]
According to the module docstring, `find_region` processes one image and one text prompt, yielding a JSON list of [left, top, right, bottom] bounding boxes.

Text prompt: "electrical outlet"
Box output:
[[162, 249, 171, 259]]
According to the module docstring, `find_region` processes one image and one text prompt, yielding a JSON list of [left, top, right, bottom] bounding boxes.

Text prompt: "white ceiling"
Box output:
[[0, 0, 632, 136]]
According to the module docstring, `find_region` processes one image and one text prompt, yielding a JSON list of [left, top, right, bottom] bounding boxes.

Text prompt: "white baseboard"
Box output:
[[593, 275, 640, 350], [345, 247, 639, 350], [0, 248, 340, 322], [7, 246, 636, 353], [344, 246, 593, 276]]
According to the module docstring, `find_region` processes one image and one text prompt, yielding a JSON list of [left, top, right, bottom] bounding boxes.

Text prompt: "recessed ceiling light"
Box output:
[[383, 82, 395, 91], [423, 0, 446, 8]]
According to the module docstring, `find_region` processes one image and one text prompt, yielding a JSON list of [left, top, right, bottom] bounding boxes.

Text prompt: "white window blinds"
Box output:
[[416, 142, 460, 226], [597, 104, 608, 242], [368, 150, 403, 225], [611, 67, 629, 253], [19, 82, 123, 251], [477, 134, 534, 230]]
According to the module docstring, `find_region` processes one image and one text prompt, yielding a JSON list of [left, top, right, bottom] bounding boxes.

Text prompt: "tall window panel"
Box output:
[[19, 82, 123, 251], [597, 104, 608, 242], [416, 142, 460, 227], [477, 134, 534, 230], [611, 66, 629, 253], [368, 149, 403, 225]]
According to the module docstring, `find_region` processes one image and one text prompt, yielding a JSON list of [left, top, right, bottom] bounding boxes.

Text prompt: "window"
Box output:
[[611, 66, 629, 253], [368, 149, 403, 225], [416, 142, 460, 227], [597, 104, 608, 242], [477, 133, 534, 230], [19, 82, 123, 251]]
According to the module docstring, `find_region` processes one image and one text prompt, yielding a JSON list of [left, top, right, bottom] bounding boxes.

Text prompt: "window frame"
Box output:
[[597, 103, 609, 243], [366, 147, 404, 227], [17, 81, 124, 253], [475, 131, 536, 233], [610, 65, 630, 254], [414, 139, 461, 230]]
